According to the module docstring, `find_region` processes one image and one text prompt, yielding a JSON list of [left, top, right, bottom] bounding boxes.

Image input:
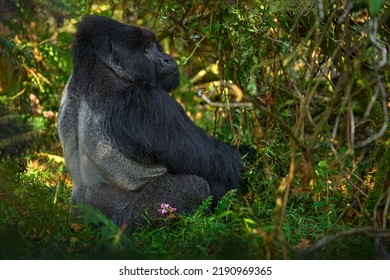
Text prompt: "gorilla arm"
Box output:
[[59, 73, 169, 195], [108, 86, 242, 198]]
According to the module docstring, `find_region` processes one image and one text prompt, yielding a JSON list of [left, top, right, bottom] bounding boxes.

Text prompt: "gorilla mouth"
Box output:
[[164, 69, 178, 77], [156, 66, 177, 78]]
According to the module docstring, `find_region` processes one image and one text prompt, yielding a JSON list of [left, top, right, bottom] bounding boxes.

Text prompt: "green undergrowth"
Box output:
[[0, 157, 267, 259], [0, 151, 370, 260]]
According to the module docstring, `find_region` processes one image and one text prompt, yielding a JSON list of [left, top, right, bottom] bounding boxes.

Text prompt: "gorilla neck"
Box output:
[[75, 66, 158, 97]]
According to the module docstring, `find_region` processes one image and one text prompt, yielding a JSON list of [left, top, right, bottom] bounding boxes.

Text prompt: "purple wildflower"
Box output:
[[158, 203, 177, 217]]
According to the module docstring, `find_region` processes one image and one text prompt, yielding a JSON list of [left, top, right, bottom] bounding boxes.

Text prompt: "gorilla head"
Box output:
[[72, 15, 179, 92], [58, 15, 243, 228]]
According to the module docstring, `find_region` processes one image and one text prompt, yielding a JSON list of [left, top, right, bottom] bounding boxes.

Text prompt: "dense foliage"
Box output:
[[0, 0, 389, 259]]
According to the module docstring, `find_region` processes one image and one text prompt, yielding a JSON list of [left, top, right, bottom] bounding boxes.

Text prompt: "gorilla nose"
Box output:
[[160, 54, 174, 65], [159, 52, 178, 76], [164, 57, 172, 64]]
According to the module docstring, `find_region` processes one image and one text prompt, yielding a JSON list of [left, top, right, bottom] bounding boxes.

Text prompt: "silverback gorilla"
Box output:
[[58, 15, 243, 227]]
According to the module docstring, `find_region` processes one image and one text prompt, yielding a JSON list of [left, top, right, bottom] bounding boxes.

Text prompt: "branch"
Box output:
[[299, 227, 390, 258], [197, 89, 253, 108], [251, 99, 305, 151]]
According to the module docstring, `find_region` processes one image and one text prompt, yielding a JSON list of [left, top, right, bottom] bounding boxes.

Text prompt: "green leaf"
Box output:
[[356, 0, 386, 16], [368, 0, 385, 16], [193, 196, 213, 218]]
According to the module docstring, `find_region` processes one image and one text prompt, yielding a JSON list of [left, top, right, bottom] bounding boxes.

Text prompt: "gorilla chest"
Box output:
[[78, 100, 168, 192]]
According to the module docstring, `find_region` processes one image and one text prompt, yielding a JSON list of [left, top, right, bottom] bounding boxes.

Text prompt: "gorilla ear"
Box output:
[[99, 42, 130, 80]]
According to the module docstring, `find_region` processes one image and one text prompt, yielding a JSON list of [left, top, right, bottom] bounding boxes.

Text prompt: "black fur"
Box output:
[[107, 85, 242, 202], [58, 15, 243, 227]]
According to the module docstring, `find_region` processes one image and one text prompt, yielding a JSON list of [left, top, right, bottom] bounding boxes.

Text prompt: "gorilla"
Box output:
[[58, 15, 243, 228]]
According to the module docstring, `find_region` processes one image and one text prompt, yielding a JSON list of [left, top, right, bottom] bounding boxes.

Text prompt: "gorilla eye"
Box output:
[[145, 40, 153, 54]]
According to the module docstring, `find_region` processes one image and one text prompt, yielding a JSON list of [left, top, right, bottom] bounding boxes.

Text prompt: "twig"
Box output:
[[368, 19, 388, 69], [326, 136, 372, 195], [355, 18, 389, 148], [181, 35, 207, 65], [252, 100, 306, 151], [197, 89, 253, 108], [383, 188, 390, 229], [355, 75, 389, 148], [299, 227, 390, 258], [275, 141, 297, 259]]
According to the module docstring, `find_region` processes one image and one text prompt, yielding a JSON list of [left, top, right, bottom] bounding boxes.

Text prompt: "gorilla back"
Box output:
[[58, 15, 243, 227]]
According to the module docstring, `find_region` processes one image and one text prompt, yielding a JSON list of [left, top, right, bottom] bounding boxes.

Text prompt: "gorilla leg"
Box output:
[[70, 174, 211, 228], [70, 182, 137, 225], [128, 174, 211, 227]]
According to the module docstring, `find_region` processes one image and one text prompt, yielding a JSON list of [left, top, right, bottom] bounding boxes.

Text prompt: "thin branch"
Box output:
[[299, 227, 390, 258], [368, 19, 388, 69], [355, 75, 389, 148], [275, 141, 298, 260], [355, 18, 389, 148], [252, 99, 306, 151], [197, 89, 253, 108], [383, 188, 390, 229]]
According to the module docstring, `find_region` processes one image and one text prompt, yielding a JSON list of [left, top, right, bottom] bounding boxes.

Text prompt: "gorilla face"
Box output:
[[72, 15, 180, 92], [145, 41, 178, 77], [142, 32, 180, 91]]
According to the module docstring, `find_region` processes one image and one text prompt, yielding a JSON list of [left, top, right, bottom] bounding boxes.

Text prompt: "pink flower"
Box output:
[[160, 203, 169, 209], [158, 203, 177, 217]]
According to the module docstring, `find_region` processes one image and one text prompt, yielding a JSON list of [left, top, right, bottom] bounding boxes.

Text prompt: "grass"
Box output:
[[0, 157, 259, 259], [0, 144, 376, 260]]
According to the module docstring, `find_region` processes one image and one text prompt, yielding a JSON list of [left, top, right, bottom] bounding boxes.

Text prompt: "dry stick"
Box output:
[[355, 18, 388, 148], [307, 84, 342, 149], [150, 0, 165, 30], [383, 189, 390, 229], [251, 100, 303, 259], [344, 14, 353, 152], [355, 76, 389, 148], [299, 227, 390, 258], [197, 89, 253, 108], [252, 100, 305, 151], [275, 141, 297, 260]]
